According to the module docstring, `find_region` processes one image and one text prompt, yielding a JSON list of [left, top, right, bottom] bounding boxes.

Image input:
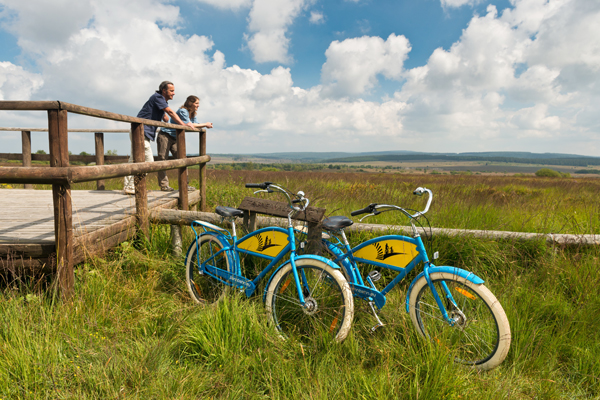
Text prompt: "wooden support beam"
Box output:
[[21, 130, 32, 189], [199, 129, 207, 211], [131, 122, 148, 236], [95, 132, 105, 190], [48, 108, 74, 300], [176, 128, 188, 212]]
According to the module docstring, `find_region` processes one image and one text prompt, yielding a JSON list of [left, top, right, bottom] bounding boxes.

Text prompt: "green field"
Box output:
[[1, 170, 599, 399]]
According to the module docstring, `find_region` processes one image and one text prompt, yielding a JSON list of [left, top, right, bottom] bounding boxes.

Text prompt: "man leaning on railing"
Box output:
[[123, 81, 194, 195]]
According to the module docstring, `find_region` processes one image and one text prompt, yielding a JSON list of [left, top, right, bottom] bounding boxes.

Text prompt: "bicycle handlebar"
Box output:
[[246, 182, 309, 212], [351, 187, 433, 221]]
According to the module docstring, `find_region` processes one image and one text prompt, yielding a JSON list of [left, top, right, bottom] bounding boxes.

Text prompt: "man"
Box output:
[[123, 81, 194, 194]]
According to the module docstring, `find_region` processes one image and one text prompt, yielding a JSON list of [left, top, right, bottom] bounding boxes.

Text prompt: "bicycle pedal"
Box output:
[[370, 323, 385, 334], [368, 270, 382, 282]]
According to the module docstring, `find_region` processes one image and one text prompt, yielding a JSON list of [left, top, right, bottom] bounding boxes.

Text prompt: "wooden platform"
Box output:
[[0, 189, 200, 271]]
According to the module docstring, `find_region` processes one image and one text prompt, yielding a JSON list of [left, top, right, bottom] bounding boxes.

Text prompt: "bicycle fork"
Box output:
[[423, 266, 463, 327]]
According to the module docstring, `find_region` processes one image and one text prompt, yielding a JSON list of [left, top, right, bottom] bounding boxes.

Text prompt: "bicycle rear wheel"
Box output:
[[408, 272, 511, 370], [265, 259, 354, 343], [185, 233, 231, 304]]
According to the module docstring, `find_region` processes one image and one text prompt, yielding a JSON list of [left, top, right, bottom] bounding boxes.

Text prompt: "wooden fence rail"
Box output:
[[150, 209, 600, 247], [0, 100, 211, 299]]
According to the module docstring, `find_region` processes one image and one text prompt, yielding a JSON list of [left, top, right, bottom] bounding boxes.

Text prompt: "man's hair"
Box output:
[[181, 95, 200, 119], [157, 81, 174, 94]]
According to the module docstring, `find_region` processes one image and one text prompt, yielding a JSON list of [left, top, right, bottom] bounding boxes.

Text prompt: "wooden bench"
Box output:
[[237, 197, 326, 254]]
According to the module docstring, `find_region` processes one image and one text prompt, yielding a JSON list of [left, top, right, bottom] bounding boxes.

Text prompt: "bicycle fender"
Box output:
[[262, 255, 342, 303], [404, 266, 485, 313]]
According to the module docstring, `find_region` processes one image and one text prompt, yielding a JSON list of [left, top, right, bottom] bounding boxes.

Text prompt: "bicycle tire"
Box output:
[[265, 259, 354, 343], [185, 233, 231, 305], [408, 272, 511, 370]]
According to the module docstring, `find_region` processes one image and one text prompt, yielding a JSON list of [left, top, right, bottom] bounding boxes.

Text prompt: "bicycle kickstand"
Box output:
[[369, 301, 385, 333]]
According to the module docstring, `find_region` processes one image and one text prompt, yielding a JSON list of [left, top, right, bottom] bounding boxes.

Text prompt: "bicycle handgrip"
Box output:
[[245, 182, 272, 189], [351, 203, 377, 216]]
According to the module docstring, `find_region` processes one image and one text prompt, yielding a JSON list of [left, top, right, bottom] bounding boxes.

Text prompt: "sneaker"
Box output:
[[123, 188, 135, 195], [161, 186, 175, 192], [187, 185, 197, 192]]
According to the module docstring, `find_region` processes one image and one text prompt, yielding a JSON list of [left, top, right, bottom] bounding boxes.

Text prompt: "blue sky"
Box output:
[[0, 0, 598, 157]]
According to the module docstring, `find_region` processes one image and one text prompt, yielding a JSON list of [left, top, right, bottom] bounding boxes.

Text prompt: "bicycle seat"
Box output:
[[322, 216, 354, 231], [215, 206, 244, 218]]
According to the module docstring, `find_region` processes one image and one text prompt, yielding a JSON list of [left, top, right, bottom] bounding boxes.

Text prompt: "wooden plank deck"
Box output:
[[0, 189, 200, 268]]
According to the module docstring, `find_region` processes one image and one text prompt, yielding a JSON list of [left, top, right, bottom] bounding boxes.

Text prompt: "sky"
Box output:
[[0, 0, 599, 157]]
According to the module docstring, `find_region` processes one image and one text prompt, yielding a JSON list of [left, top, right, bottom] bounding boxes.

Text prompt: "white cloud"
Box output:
[[390, 0, 600, 154], [321, 34, 411, 97], [194, 0, 251, 10], [309, 11, 324, 24], [245, 0, 311, 64], [0, 62, 43, 100], [0, 0, 94, 52], [0, 0, 598, 156], [509, 104, 561, 131], [440, 0, 482, 8]]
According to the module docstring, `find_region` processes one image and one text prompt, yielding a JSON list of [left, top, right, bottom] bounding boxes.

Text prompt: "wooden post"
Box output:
[[305, 222, 323, 255], [243, 210, 257, 233], [199, 129, 207, 211], [48, 109, 73, 300], [21, 130, 33, 189], [131, 122, 149, 236], [94, 132, 105, 190], [176, 128, 188, 212]]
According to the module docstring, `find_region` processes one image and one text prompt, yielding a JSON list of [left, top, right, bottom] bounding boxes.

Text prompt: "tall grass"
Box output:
[[1, 227, 598, 399], [200, 170, 600, 235], [3, 171, 598, 398], [35, 167, 599, 234]]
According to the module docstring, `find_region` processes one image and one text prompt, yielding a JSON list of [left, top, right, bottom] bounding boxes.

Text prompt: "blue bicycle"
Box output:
[[184, 182, 354, 342], [318, 187, 511, 370]]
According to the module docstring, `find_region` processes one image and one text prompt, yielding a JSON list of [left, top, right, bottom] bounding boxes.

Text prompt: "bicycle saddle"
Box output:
[[215, 206, 244, 218], [322, 216, 354, 231]]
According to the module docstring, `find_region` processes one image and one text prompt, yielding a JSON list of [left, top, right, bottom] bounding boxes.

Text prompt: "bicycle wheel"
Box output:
[[408, 272, 511, 370], [185, 233, 231, 304], [265, 259, 354, 343]]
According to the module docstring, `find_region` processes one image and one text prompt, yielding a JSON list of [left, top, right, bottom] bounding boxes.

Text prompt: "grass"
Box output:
[[1, 171, 599, 398]]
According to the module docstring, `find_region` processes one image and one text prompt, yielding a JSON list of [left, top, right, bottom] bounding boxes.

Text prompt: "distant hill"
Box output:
[[211, 150, 421, 161], [207, 151, 600, 167], [322, 154, 600, 167]]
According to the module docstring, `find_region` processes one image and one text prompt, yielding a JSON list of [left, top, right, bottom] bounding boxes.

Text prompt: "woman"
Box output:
[[156, 95, 213, 191]]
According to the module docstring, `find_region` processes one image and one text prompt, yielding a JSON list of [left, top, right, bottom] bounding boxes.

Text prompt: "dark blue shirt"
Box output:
[[137, 92, 169, 141]]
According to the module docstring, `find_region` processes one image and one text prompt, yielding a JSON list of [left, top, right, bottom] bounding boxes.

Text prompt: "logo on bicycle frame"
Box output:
[[256, 234, 279, 252], [354, 239, 418, 269], [373, 242, 405, 261], [236, 230, 289, 257]]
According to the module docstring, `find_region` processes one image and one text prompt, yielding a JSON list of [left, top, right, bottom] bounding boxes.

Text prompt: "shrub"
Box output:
[[535, 168, 561, 178]]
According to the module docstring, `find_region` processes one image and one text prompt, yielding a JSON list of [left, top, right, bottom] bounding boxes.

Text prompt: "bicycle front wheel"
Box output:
[[265, 259, 354, 343], [408, 272, 511, 370], [185, 233, 231, 305]]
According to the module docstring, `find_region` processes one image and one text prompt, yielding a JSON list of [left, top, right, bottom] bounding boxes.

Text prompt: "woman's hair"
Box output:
[[180, 95, 200, 119]]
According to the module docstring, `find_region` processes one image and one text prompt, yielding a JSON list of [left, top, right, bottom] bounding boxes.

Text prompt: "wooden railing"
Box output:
[[0, 127, 129, 190], [0, 100, 211, 299]]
